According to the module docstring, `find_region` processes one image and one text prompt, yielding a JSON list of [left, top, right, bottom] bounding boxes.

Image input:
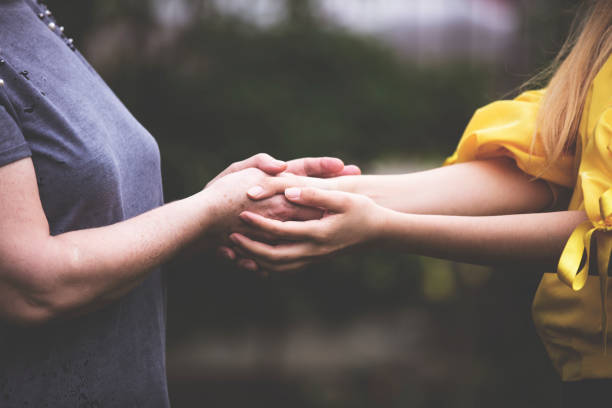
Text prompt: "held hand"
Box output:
[[207, 154, 361, 188], [199, 169, 322, 248], [228, 187, 382, 272], [285, 157, 361, 178], [216, 156, 361, 264], [206, 153, 287, 187]]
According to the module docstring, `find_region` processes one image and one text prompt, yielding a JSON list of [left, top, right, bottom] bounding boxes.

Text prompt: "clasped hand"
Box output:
[[201, 154, 361, 265], [209, 154, 385, 273]]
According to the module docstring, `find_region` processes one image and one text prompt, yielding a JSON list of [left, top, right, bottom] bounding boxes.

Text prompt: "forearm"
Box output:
[[336, 158, 559, 215], [377, 209, 587, 269], [5, 191, 215, 324]]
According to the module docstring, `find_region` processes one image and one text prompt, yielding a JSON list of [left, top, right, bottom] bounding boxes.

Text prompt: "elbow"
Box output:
[[0, 278, 61, 326], [6, 283, 82, 327], [8, 300, 57, 327], [3, 274, 70, 327], [1, 245, 82, 327]]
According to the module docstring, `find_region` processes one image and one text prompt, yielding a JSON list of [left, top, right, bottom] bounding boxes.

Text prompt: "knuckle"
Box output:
[[338, 196, 351, 208], [254, 153, 269, 163], [228, 162, 242, 172], [260, 177, 274, 190], [314, 227, 330, 241], [275, 209, 291, 221], [244, 167, 262, 178]]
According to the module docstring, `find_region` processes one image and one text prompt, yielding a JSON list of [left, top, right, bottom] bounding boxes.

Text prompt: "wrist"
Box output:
[[333, 175, 357, 193], [187, 189, 219, 241], [362, 201, 392, 244], [370, 206, 416, 247]]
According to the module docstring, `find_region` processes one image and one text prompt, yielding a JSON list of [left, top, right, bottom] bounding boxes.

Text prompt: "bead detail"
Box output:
[[0, 79, 4, 87], [48, 22, 56, 31]]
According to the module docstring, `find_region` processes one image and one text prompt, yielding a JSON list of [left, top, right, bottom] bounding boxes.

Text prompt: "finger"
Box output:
[[217, 246, 236, 261], [339, 164, 362, 176], [239, 211, 320, 239], [286, 157, 344, 177], [284, 187, 351, 213], [229, 251, 267, 275], [290, 205, 324, 221], [236, 258, 258, 271], [247, 176, 298, 200], [229, 233, 313, 264], [251, 258, 311, 273], [253, 194, 323, 221], [208, 154, 286, 186], [243, 153, 287, 175], [231, 244, 312, 273], [221, 154, 287, 181]]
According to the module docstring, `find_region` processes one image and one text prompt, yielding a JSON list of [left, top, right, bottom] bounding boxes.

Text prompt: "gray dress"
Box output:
[[0, 0, 169, 406]]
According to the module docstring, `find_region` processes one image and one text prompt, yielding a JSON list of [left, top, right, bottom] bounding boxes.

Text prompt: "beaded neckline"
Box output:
[[0, 0, 77, 89], [24, 0, 75, 51]]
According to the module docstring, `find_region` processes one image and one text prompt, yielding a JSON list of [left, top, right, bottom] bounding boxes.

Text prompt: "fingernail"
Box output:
[[229, 234, 239, 244], [248, 186, 264, 197], [218, 248, 235, 260], [323, 157, 343, 171], [285, 187, 301, 200]]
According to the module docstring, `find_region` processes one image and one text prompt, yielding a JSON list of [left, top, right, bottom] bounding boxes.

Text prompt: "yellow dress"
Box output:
[[445, 55, 612, 381]]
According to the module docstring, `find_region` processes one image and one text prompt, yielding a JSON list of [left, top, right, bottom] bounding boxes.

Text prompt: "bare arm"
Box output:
[[229, 188, 585, 272], [0, 154, 346, 325], [0, 158, 254, 324], [250, 158, 563, 216], [377, 209, 585, 268], [338, 158, 560, 215]]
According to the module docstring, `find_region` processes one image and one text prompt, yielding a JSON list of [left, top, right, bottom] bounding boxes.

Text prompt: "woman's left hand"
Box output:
[[229, 187, 383, 272]]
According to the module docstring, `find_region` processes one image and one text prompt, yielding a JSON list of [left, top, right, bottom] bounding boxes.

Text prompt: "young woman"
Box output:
[[228, 0, 612, 404], [0, 0, 361, 406]]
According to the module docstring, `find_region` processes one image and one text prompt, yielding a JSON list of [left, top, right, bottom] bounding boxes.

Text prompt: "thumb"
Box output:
[[253, 154, 288, 175], [339, 164, 362, 176], [284, 187, 351, 213]]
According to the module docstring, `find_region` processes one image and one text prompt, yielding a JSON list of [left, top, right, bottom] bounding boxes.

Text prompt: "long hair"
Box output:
[[534, 0, 612, 163]]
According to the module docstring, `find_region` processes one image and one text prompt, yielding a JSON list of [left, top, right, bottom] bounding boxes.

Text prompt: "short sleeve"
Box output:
[[0, 101, 31, 167], [444, 89, 575, 189]]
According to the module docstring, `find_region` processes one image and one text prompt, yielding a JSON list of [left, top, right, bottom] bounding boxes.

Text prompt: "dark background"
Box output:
[[45, 0, 577, 406]]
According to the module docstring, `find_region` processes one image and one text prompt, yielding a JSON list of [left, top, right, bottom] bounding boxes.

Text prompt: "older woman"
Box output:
[[0, 0, 361, 406]]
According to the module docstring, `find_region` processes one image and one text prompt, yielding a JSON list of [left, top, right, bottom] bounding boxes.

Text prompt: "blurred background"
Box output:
[[46, 0, 577, 406]]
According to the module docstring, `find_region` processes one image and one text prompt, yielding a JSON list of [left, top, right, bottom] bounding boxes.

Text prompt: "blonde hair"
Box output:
[[535, 0, 612, 163]]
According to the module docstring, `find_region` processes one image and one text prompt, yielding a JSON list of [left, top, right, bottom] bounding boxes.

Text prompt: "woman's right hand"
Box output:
[[227, 187, 384, 273]]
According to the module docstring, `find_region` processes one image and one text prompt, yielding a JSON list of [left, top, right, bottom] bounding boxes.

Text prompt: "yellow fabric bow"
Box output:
[[557, 188, 612, 354]]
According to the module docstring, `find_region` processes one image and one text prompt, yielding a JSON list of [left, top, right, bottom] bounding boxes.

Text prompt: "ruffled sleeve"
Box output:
[[444, 89, 575, 189]]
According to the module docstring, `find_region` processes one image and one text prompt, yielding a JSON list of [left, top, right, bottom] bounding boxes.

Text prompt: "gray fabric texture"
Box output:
[[0, 0, 169, 406]]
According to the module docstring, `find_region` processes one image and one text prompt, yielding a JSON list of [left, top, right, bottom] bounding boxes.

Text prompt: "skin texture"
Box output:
[[214, 156, 361, 261], [229, 158, 586, 273], [0, 153, 357, 325]]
